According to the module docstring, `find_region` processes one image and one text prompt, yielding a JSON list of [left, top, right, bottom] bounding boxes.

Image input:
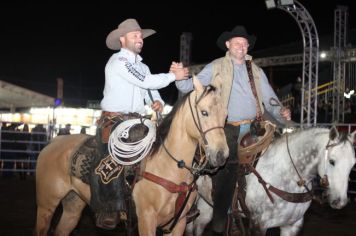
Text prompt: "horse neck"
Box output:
[[284, 128, 330, 178], [149, 103, 198, 179], [167, 105, 198, 164]]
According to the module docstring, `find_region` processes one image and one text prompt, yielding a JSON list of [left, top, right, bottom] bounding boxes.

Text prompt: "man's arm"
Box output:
[[175, 63, 214, 93], [144, 89, 164, 112], [260, 70, 291, 123], [109, 58, 187, 90]]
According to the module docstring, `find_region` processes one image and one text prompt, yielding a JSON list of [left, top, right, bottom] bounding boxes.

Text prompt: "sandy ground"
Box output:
[[1, 176, 356, 236]]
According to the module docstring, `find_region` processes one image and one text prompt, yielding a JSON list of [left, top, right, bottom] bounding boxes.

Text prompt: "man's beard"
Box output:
[[133, 43, 143, 54]]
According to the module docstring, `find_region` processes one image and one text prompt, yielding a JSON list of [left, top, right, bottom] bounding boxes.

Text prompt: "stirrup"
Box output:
[[119, 211, 127, 221], [186, 207, 200, 223]]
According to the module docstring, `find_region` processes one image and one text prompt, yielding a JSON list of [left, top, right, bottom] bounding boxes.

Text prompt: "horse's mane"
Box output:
[[272, 126, 348, 146], [150, 85, 216, 157]]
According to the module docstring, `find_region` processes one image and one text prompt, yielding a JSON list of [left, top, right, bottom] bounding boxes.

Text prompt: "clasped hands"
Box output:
[[169, 62, 189, 80]]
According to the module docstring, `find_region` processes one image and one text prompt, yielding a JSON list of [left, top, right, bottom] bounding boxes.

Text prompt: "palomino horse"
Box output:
[[187, 127, 356, 236], [132, 77, 228, 235], [35, 77, 229, 236]]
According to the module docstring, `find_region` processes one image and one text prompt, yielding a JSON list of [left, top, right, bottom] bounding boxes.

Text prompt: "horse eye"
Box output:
[[329, 159, 335, 166], [201, 110, 208, 116]]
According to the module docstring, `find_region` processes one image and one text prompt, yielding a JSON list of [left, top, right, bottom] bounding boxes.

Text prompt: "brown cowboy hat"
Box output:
[[106, 18, 156, 50], [216, 25, 256, 51]]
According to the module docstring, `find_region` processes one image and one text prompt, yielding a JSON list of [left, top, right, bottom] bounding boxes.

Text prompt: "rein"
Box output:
[[189, 86, 225, 146], [160, 87, 224, 175], [253, 133, 345, 204], [269, 97, 309, 189], [147, 89, 163, 124], [248, 165, 313, 203]]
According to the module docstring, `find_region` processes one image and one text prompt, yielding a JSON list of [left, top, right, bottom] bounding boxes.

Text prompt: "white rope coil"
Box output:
[[108, 119, 156, 165]]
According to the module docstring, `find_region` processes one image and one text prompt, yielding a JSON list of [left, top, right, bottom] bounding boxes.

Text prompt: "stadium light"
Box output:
[[320, 51, 327, 59], [344, 90, 355, 99], [279, 0, 294, 6], [265, 0, 294, 9], [265, 0, 276, 9]]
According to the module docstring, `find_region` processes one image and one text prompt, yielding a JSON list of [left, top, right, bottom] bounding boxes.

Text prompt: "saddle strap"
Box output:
[[247, 165, 275, 203], [142, 171, 197, 234], [142, 171, 195, 193], [248, 165, 313, 203], [246, 60, 263, 121], [268, 185, 313, 203]]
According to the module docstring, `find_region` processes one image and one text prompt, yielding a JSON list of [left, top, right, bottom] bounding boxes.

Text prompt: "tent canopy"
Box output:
[[0, 80, 55, 110]]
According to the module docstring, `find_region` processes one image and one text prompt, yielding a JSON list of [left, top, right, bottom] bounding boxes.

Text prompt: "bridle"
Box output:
[[144, 87, 225, 233], [162, 86, 225, 175], [320, 139, 343, 188], [189, 86, 225, 146]]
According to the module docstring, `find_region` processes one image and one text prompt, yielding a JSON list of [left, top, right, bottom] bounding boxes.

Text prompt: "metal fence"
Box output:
[[1, 123, 355, 195]]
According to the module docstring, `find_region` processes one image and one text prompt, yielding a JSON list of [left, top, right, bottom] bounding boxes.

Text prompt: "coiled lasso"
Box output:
[[108, 119, 156, 165]]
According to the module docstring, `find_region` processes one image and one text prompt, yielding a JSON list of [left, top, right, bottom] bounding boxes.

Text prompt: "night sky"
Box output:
[[0, 0, 355, 106]]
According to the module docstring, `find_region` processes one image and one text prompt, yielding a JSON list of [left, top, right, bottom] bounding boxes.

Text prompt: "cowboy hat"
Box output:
[[106, 18, 156, 50], [216, 25, 256, 51]]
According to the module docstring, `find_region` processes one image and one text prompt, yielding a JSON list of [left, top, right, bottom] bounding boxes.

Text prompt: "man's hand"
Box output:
[[170, 61, 189, 80], [280, 107, 291, 121], [151, 100, 163, 113]]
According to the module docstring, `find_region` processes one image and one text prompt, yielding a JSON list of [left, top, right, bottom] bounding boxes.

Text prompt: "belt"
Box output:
[[101, 111, 124, 117], [226, 119, 252, 127]]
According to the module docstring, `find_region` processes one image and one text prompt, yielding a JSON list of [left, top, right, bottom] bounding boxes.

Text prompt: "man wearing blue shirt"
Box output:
[[176, 25, 291, 234]]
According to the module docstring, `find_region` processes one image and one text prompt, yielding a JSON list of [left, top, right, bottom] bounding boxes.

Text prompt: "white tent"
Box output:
[[0, 80, 55, 110]]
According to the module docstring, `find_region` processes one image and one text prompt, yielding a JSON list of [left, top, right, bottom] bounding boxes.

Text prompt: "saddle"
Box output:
[[70, 135, 101, 184], [238, 120, 276, 166]]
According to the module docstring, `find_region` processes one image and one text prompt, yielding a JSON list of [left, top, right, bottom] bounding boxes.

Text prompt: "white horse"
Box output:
[[186, 127, 356, 236]]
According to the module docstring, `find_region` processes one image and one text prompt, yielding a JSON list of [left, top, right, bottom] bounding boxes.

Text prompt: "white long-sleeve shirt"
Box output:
[[101, 48, 175, 113]]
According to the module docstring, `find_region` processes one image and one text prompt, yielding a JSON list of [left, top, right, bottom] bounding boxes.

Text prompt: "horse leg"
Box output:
[[194, 199, 213, 236], [280, 217, 304, 236], [170, 217, 187, 236], [136, 209, 157, 236], [35, 197, 62, 236], [250, 220, 267, 236], [54, 191, 86, 236], [185, 201, 212, 236], [185, 221, 194, 236]]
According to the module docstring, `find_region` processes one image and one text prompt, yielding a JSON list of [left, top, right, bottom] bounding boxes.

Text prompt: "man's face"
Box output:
[[226, 37, 249, 60], [121, 30, 144, 54]]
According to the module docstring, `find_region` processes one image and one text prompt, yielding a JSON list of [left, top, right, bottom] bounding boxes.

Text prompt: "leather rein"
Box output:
[[249, 137, 341, 204]]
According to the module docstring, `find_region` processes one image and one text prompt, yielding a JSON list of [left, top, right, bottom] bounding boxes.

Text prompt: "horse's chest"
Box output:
[[246, 176, 311, 227], [250, 198, 310, 227]]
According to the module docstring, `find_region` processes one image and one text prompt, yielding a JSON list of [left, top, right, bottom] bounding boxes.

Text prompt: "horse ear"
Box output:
[[192, 75, 204, 93], [210, 73, 223, 93], [329, 126, 339, 141], [351, 130, 356, 146]]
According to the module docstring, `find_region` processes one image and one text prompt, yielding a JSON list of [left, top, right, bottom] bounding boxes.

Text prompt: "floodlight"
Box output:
[[265, 0, 276, 9], [344, 90, 355, 99], [320, 52, 327, 59], [279, 0, 294, 6]]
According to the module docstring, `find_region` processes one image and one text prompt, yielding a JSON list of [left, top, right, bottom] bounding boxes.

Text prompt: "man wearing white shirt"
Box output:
[[92, 18, 188, 230]]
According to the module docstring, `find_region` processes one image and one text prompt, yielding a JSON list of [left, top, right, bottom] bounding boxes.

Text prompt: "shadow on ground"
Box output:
[[1, 176, 356, 236]]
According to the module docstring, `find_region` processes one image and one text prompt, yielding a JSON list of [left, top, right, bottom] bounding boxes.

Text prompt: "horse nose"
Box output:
[[216, 150, 227, 166], [331, 198, 342, 209]]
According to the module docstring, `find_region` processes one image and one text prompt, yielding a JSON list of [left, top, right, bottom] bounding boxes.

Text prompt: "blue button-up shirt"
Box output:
[[176, 60, 284, 123]]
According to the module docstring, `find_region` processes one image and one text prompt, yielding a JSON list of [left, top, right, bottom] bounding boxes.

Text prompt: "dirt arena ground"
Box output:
[[1, 175, 356, 236]]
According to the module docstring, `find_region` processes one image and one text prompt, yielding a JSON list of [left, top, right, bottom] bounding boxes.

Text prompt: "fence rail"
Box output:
[[1, 124, 355, 195]]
